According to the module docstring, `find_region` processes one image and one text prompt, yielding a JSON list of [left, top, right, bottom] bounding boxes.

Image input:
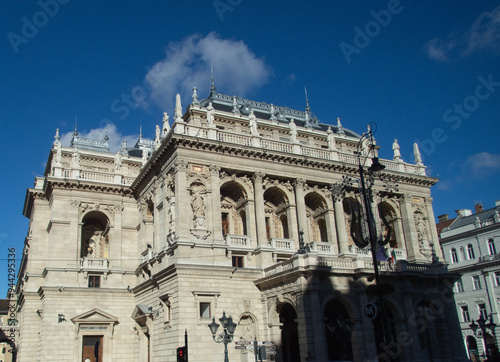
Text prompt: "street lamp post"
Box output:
[[208, 311, 238, 362], [469, 314, 498, 360]]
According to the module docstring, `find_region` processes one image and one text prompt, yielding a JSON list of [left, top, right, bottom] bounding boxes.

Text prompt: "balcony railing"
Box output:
[[225, 234, 252, 248], [310, 242, 336, 254], [80, 257, 109, 271], [269, 238, 295, 251], [141, 249, 155, 264]]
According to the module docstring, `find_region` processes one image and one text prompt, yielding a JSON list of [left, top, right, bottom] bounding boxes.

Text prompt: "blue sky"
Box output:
[[1, 1, 500, 296]]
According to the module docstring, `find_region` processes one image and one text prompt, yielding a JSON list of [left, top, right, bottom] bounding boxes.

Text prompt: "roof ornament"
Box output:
[[210, 65, 216, 96], [232, 96, 240, 115], [175, 93, 183, 123], [121, 140, 128, 156], [154, 125, 161, 149], [139, 125, 143, 140], [304, 87, 311, 127], [336, 117, 345, 135], [104, 130, 109, 142], [413, 143, 423, 166], [53, 128, 61, 147], [192, 87, 200, 105], [269, 104, 277, 122]]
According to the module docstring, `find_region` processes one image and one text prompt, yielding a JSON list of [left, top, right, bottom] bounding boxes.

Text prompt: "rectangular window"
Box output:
[[199, 302, 211, 319], [473, 276, 481, 290], [478, 303, 487, 320], [88, 275, 101, 288], [495, 272, 500, 287], [456, 279, 464, 293], [489, 239, 497, 255], [232, 256, 244, 268], [461, 306, 470, 322]]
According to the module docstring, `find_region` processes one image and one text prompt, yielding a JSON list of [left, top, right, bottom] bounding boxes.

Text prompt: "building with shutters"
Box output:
[[438, 201, 500, 360], [14, 83, 467, 361]]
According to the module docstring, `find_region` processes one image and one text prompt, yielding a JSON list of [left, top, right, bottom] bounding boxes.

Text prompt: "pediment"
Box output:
[[131, 304, 154, 320], [71, 308, 119, 324]]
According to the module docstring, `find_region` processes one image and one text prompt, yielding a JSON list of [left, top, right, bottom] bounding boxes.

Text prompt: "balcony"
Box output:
[[310, 242, 336, 255], [141, 248, 155, 264], [269, 238, 295, 252], [80, 257, 109, 271], [225, 234, 252, 249]]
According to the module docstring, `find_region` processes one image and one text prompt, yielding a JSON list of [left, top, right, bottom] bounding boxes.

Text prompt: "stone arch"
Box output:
[[278, 303, 300, 362], [304, 191, 328, 243], [220, 180, 249, 236], [264, 187, 291, 240], [320, 294, 360, 321], [378, 201, 398, 247], [80, 211, 110, 258], [343, 196, 367, 248]]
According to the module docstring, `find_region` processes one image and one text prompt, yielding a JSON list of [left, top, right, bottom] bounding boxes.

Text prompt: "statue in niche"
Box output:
[[87, 231, 102, 257], [206, 102, 215, 126], [191, 188, 206, 228], [238, 315, 256, 342], [415, 211, 431, 256], [289, 118, 297, 142]]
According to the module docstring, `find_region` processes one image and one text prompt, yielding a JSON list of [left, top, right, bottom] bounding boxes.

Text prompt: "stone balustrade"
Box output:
[[225, 234, 252, 248], [80, 257, 109, 271]]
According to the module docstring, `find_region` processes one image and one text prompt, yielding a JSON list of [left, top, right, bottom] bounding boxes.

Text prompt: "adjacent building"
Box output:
[[14, 84, 467, 361], [438, 202, 500, 360]]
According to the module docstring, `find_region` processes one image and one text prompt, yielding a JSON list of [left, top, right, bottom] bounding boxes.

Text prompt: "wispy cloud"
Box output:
[[60, 123, 139, 152], [144, 32, 273, 111], [425, 5, 500, 62], [465, 152, 500, 177]]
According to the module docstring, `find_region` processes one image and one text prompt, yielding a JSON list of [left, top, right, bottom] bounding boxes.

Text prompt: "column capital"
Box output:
[[209, 164, 221, 176], [293, 178, 306, 190], [331, 183, 345, 202], [252, 172, 265, 183], [175, 159, 189, 172]]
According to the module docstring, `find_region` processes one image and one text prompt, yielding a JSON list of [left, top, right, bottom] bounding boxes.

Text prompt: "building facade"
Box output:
[[15, 85, 467, 361], [438, 202, 500, 360]]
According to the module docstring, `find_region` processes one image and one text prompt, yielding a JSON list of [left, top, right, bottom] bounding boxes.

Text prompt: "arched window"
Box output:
[[81, 211, 110, 258], [279, 304, 300, 362], [467, 244, 475, 259], [488, 239, 497, 255], [451, 248, 458, 263]]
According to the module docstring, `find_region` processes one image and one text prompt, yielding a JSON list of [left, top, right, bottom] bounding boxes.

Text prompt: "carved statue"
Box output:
[[206, 102, 215, 126], [141, 147, 148, 166], [289, 119, 297, 142], [191, 191, 205, 218], [327, 127, 336, 150], [392, 139, 401, 161], [114, 151, 122, 171], [154, 125, 161, 148], [414, 212, 427, 241], [162, 112, 170, 135], [88, 231, 103, 257], [249, 110, 259, 136], [72, 150, 80, 168]]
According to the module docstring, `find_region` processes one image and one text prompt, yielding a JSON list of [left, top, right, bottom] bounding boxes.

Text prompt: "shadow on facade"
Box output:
[[257, 256, 466, 362]]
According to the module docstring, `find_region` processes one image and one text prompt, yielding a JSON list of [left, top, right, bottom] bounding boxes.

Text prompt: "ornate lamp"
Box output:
[[207, 311, 237, 362]]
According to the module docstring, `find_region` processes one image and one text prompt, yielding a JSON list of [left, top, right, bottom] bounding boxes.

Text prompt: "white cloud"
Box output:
[[465, 152, 500, 176], [60, 123, 139, 153], [425, 5, 500, 62], [144, 32, 272, 111]]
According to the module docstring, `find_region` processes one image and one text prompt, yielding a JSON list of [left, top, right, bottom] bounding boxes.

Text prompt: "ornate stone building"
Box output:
[[15, 84, 467, 361]]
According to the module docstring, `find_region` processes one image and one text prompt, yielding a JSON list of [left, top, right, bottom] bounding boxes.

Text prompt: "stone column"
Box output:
[[253, 172, 267, 246], [174, 160, 190, 242], [425, 197, 444, 260], [325, 208, 339, 253], [70, 200, 81, 265], [393, 217, 407, 258], [332, 185, 349, 253], [210, 165, 223, 243], [112, 203, 123, 269], [294, 178, 308, 240], [399, 194, 420, 262]]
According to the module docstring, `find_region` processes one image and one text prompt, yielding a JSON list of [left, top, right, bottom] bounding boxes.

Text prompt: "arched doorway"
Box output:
[[279, 303, 300, 362], [324, 299, 353, 361], [372, 301, 400, 362], [466, 335, 479, 362]]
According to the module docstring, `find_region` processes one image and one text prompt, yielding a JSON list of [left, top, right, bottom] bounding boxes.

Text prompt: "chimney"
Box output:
[[437, 214, 449, 222], [456, 209, 472, 217], [475, 202, 484, 214]]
